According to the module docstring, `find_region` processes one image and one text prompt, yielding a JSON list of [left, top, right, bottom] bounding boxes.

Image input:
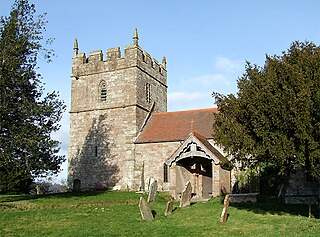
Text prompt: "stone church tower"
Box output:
[[68, 29, 167, 190]]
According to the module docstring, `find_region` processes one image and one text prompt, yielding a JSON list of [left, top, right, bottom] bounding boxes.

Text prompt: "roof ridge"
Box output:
[[192, 131, 208, 140], [155, 107, 218, 115]]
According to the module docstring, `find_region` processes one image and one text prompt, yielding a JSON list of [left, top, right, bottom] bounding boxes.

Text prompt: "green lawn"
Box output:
[[0, 191, 319, 237]]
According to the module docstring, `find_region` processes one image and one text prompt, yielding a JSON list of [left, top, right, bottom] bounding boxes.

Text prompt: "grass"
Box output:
[[0, 191, 319, 237]]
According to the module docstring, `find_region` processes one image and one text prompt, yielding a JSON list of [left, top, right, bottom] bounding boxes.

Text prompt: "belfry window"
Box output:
[[146, 82, 151, 103], [100, 82, 107, 101]]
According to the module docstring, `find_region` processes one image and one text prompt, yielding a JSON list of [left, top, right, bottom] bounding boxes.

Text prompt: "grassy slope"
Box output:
[[0, 191, 319, 237]]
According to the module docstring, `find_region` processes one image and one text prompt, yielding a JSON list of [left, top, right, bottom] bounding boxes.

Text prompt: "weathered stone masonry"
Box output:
[[68, 29, 232, 199], [68, 29, 167, 190]]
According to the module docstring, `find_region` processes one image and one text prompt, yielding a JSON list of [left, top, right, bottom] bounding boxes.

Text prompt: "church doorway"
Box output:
[[176, 157, 212, 199], [73, 179, 81, 191], [166, 132, 230, 199]]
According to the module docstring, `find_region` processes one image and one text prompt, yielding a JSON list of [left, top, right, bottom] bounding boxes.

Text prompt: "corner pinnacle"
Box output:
[[162, 56, 167, 69], [133, 27, 139, 46], [73, 38, 79, 57]]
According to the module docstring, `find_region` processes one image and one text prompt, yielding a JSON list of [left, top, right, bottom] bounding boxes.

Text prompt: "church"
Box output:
[[68, 29, 232, 199]]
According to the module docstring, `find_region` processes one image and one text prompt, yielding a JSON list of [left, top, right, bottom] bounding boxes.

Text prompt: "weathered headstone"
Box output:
[[146, 178, 154, 192], [180, 181, 192, 207], [220, 194, 231, 223], [36, 185, 43, 195], [164, 200, 173, 216], [138, 197, 154, 221], [147, 180, 158, 203]]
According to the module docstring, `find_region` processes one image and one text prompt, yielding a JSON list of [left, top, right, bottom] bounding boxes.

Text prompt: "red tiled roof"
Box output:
[[135, 108, 218, 143]]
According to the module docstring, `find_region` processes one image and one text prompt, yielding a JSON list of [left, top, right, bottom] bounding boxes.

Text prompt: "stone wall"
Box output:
[[230, 193, 258, 203], [284, 170, 320, 204], [68, 37, 167, 191], [208, 139, 233, 194], [286, 170, 320, 196], [68, 107, 138, 190], [134, 141, 180, 191], [70, 44, 167, 114], [134, 139, 233, 198]]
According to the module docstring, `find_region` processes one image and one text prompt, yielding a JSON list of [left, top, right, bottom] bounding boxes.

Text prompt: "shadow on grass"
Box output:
[[0, 190, 109, 203], [230, 196, 320, 219], [151, 210, 157, 218]]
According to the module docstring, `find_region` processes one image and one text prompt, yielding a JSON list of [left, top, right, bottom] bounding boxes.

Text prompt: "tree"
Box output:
[[0, 0, 66, 193], [213, 41, 320, 183]]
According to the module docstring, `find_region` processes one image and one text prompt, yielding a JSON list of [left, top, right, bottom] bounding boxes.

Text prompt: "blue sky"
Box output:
[[1, 0, 320, 182]]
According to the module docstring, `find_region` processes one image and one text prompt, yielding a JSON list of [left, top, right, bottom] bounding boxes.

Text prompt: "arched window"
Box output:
[[100, 82, 107, 101]]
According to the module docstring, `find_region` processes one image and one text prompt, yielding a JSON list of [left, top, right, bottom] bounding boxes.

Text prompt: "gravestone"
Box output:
[[140, 162, 145, 192], [220, 194, 231, 223], [36, 185, 43, 195], [180, 181, 192, 207], [164, 200, 173, 216], [139, 197, 154, 221], [146, 178, 156, 192], [147, 180, 158, 203]]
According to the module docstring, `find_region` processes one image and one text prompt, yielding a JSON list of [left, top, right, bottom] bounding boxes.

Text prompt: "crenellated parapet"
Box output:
[[72, 31, 167, 86], [68, 28, 168, 192]]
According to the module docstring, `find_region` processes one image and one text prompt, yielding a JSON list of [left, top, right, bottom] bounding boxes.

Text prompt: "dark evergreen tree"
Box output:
[[213, 41, 320, 182], [0, 0, 65, 193]]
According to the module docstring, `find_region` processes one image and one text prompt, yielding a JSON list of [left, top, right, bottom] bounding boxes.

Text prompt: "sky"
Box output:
[[1, 0, 320, 182]]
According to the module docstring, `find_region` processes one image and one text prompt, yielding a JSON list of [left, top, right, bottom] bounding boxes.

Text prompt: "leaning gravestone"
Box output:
[[220, 194, 231, 223], [164, 200, 173, 216], [180, 181, 192, 207], [139, 197, 154, 221], [147, 180, 158, 203]]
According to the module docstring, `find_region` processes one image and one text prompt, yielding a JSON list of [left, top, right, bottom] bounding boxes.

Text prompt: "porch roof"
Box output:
[[193, 132, 225, 162], [166, 132, 231, 169], [135, 108, 218, 144]]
